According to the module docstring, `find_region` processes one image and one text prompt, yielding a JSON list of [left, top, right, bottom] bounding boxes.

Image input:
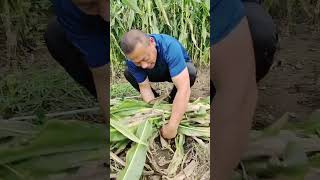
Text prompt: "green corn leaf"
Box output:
[[122, 0, 142, 14], [110, 127, 130, 142], [110, 118, 147, 146], [167, 134, 185, 176], [283, 141, 308, 168], [117, 120, 154, 180], [0, 120, 39, 138], [154, 0, 171, 28], [0, 120, 106, 165], [178, 125, 210, 137]]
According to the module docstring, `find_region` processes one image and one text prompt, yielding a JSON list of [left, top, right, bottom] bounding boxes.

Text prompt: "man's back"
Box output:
[[52, 0, 109, 67]]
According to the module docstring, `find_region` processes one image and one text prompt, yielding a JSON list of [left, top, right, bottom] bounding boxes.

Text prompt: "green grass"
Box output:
[[263, 0, 320, 32], [0, 0, 52, 64], [111, 83, 139, 99], [0, 67, 96, 118], [0, 66, 141, 118]]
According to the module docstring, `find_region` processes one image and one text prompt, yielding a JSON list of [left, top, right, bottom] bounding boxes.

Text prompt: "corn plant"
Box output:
[[110, 97, 210, 179], [0, 0, 51, 68], [110, 0, 210, 78], [263, 0, 320, 33]]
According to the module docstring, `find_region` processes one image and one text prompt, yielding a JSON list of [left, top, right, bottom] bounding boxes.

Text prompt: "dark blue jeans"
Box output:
[[124, 62, 197, 103]]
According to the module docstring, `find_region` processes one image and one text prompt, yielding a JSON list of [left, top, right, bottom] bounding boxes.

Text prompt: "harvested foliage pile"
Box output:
[[235, 110, 320, 180], [110, 98, 211, 180]]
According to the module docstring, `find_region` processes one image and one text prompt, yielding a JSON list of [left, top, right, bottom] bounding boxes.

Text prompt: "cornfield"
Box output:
[[110, 97, 210, 179], [110, 0, 210, 77], [263, 0, 320, 32], [0, 0, 51, 67]]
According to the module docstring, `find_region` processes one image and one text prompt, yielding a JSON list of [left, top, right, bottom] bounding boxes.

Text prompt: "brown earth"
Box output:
[[182, 27, 320, 129], [254, 29, 320, 128]]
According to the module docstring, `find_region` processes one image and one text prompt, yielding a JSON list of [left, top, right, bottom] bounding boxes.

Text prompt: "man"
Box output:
[[211, 0, 278, 179], [120, 30, 197, 139], [44, 0, 109, 121]]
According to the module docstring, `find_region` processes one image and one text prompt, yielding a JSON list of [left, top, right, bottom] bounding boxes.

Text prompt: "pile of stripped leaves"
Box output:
[[234, 109, 320, 180], [0, 119, 107, 180], [110, 97, 210, 180]]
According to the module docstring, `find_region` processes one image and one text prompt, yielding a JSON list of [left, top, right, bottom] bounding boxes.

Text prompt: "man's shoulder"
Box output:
[[53, 0, 104, 29], [151, 34, 177, 42], [151, 34, 181, 52]]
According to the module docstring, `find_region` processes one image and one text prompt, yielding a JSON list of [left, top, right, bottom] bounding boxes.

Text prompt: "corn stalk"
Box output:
[[110, 0, 210, 78], [0, 0, 51, 67], [263, 0, 320, 33]]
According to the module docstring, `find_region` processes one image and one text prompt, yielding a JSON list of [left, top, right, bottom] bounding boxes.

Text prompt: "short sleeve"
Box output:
[[166, 42, 187, 78], [210, 0, 245, 45], [53, 0, 109, 68], [127, 61, 148, 83], [68, 21, 109, 68]]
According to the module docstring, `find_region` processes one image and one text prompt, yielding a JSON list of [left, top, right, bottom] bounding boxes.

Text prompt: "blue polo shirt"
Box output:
[[211, 0, 245, 45], [52, 0, 109, 68], [127, 34, 190, 83]]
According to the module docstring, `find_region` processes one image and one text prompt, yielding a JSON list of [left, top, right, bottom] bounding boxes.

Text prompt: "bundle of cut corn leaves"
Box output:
[[110, 97, 210, 180]]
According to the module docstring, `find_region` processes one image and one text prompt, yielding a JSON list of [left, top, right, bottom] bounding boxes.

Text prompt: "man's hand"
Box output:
[[160, 122, 178, 139], [160, 67, 190, 139], [139, 78, 155, 103]]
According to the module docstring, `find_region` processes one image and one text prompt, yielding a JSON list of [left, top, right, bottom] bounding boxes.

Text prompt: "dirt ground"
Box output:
[[186, 28, 320, 129], [254, 29, 320, 128]]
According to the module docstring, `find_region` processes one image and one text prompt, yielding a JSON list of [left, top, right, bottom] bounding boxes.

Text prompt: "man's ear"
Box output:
[[149, 37, 155, 46]]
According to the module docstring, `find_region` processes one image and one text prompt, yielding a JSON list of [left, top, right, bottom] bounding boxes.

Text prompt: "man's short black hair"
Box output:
[[120, 29, 149, 55]]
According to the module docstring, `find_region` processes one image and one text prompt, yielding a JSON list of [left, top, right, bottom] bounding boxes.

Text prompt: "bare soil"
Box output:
[[254, 30, 320, 128]]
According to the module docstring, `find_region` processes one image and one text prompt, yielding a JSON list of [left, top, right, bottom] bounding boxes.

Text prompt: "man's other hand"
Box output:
[[160, 122, 178, 139]]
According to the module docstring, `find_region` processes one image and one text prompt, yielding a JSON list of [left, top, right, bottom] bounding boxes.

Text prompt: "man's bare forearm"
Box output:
[[168, 87, 190, 126], [91, 64, 110, 122], [97, 84, 109, 121], [140, 88, 155, 103], [139, 79, 155, 103], [212, 84, 257, 180]]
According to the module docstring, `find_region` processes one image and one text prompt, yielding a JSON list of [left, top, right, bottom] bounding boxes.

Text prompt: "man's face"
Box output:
[[127, 38, 157, 69]]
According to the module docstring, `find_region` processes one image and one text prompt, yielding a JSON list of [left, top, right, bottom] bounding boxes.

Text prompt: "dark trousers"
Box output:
[[124, 62, 197, 103], [211, 1, 278, 102], [44, 17, 97, 98]]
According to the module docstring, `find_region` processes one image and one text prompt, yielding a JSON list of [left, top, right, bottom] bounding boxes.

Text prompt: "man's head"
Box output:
[[120, 30, 157, 69]]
